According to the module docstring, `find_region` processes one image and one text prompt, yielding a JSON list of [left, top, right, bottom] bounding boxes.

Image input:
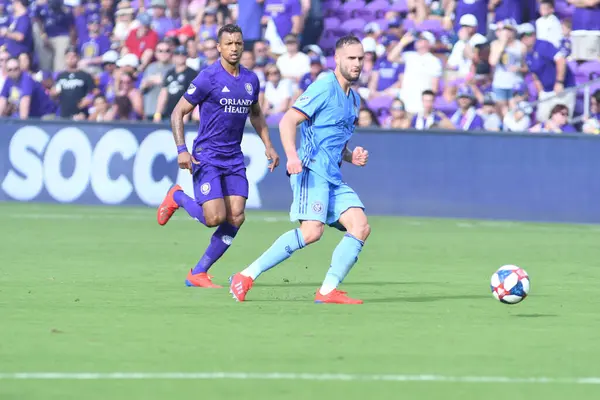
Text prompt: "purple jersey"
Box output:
[[572, 4, 600, 31], [493, 0, 522, 24], [374, 58, 404, 91], [78, 34, 111, 59], [32, 4, 73, 37], [264, 0, 301, 39], [0, 72, 56, 117], [6, 14, 33, 57], [183, 61, 260, 169], [526, 40, 575, 92], [455, 0, 488, 36], [0, 11, 10, 48], [451, 107, 485, 130]]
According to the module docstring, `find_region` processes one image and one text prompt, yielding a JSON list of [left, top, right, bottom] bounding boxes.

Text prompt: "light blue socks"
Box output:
[[320, 233, 364, 294], [241, 229, 306, 280]]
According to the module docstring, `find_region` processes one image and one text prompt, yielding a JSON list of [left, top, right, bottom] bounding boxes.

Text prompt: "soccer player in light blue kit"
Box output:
[[229, 35, 371, 304]]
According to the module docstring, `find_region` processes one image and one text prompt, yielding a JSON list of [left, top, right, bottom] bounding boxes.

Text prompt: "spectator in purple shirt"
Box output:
[[32, 0, 74, 72], [263, 0, 302, 40], [150, 0, 180, 39], [530, 104, 577, 133], [197, 8, 219, 41], [98, 50, 119, 103], [78, 14, 111, 74], [451, 85, 485, 130], [0, 57, 57, 119], [3, 0, 33, 59], [0, 2, 10, 49]]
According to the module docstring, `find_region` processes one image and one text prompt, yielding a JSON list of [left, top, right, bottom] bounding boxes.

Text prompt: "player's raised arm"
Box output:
[[249, 97, 280, 172]]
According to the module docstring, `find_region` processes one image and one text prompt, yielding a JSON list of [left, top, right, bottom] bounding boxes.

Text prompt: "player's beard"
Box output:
[[340, 64, 360, 83]]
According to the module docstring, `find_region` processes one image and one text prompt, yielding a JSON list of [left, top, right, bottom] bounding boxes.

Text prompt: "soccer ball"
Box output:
[[490, 265, 530, 304]]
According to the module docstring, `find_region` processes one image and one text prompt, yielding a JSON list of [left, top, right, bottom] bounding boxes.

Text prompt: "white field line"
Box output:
[[0, 372, 599, 384]]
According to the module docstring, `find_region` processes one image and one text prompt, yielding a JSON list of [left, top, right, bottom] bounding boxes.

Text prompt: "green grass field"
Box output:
[[2, 202, 600, 399]]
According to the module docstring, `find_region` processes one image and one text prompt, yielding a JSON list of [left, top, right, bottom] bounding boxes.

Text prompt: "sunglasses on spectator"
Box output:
[[156, 48, 171, 53], [391, 105, 404, 111], [7, 67, 18, 72]]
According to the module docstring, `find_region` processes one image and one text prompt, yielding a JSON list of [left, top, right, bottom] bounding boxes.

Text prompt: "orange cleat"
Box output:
[[185, 270, 223, 288], [229, 273, 254, 302], [314, 289, 363, 304], [157, 185, 182, 226]]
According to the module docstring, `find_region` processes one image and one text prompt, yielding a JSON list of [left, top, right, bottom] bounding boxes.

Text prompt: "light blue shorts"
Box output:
[[289, 168, 364, 230]]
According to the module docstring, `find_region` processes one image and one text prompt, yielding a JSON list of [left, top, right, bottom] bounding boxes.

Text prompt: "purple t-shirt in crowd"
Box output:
[[493, 0, 522, 24], [0, 11, 10, 48], [1, 72, 56, 117], [451, 107, 485, 130], [238, 0, 264, 41], [152, 17, 180, 40], [526, 40, 575, 92], [374, 58, 404, 91], [454, 0, 488, 35], [78, 34, 111, 59], [572, 4, 600, 31], [183, 61, 260, 169], [32, 4, 73, 37], [410, 112, 443, 129], [264, 0, 301, 39], [6, 14, 33, 57], [198, 24, 218, 41]]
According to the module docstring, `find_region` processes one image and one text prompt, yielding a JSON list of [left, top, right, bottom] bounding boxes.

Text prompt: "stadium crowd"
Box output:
[[0, 0, 598, 133]]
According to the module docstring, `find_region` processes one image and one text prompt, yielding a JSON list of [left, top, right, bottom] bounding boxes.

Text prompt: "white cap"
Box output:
[[362, 37, 377, 52], [303, 44, 323, 56], [64, 0, 81, 6], [418, 31, 436, 46], [102, 50, 119, 64], [116, 53, 140, 68], [459, 14, 478, 28], [518, 23, 535, 35]]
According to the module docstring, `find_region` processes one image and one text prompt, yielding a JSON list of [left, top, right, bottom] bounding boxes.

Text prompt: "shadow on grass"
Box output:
[[511, 313, 558, 318], [254, 281, 438, 288]]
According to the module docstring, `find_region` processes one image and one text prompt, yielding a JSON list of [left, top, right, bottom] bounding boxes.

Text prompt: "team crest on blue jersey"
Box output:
[[245, 83, 253, 95], [311, 201, 324, 214]]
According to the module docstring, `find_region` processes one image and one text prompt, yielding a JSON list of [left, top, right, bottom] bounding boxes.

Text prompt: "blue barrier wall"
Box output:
[[1, 120, 599, 223]]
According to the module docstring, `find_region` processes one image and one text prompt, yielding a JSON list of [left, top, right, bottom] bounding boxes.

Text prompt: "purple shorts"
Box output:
[[192, 163, 249, 205]]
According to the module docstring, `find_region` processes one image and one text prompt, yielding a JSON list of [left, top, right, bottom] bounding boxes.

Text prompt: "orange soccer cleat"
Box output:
[[185, 270, 223, 288], [229, 273, 254, 302], [157, 185, 182, 226], [314, 289, 363, 304]]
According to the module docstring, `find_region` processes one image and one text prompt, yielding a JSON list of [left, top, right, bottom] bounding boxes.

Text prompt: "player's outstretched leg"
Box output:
[[229, 221, 323, 302], [315, 208, 371, 304], [157, 185, 184, 225]]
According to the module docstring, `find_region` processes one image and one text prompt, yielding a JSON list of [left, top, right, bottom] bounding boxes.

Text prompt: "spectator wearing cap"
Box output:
[[383, 99, 411, 129], [31, 0, 74, 72], [276, 34, 310, 83], [502, 99, 532, 131], [141, 40, 173, 121], [98, 50, 119, 102], [51, 46, 95, 119], [114, 1, 136, 42], [367, 35, 404, 100], [386, 18, 403, 39], [388, 31, 442, 114], [2, 0, 33, 59], [520, 23, 576, 123], [263, 0, 302, 41], [293, 55, 325, 102], [479, 93, 503, 130], [451, 85, 485, 130], [150, 0, 180, 40], [536, 0, 563, 48], [153, 45, 196, 122], [411, 90, 454, 130], [262, 63, 293, 118], [0, 57, 57, 119], [78, 14, 112, 75], [125, 12, 159, 71], [236, 0, 265, 51], [445, 14, 487, 85], [489, 18, 526, 114], [529, 103, 576, 133], [451, 0, 489, 36]]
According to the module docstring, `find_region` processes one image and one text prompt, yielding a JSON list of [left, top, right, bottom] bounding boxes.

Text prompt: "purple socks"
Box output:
[[192, 222, 239, 274], [173, 190, 206, 225]]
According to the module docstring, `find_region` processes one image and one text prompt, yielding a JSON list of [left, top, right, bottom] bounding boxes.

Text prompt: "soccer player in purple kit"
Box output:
[[157, 24, 280, 288]]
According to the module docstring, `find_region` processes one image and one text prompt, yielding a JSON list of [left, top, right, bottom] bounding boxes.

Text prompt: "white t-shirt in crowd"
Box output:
[[276, 52, 311, 81], [447, 33, 487, 75], [264, 78, 294, 110], [401, 51, 443, 113], [536, 14, 563, 48]]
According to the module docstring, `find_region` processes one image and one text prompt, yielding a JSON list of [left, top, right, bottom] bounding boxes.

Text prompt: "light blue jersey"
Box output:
[[289, 72, 364, 229]]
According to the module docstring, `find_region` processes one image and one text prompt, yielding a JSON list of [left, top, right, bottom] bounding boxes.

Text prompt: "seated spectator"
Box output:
[[18, 52, 33, 75], [368, 35, 404, 100], [276, 34, 310, 83], [503, 100, 532, 131], [125, 12, 159, 71], [451, 86, 485, 130], [0, 3, 10, 50], [588, 89, 600, 120], [489, 19, 527, 115], [388, 31, 442, 114], [52, 46, 95, 119], [142, 40, 173, 121], [530, 103, 576, 133], [520, 23, 576, 122], [383, 99, 411, 129], [88, 94, 110, 121], [0, 57, 56, 119], [536, 0, 563, 48], [106, 94, 136, 121], [262, 64, 293, 117], [479, 93, 503, 131], [78, 14, 112, 75], [410, 90, 454, 130], [358, 108, 380, 128], [98, 50, 119, 103]]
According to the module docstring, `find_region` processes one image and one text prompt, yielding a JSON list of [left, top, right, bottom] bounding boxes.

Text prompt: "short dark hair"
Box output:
[[422, 90, 435, 97], [218, 24, 243, 42], [550, 103, 569, 118], [540, 0, 555, 6], [335, 35, 361, 50]]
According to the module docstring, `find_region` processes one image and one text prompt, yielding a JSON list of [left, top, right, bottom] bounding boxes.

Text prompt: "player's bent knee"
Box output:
[[205, 212, 226, 227], [227, 212, 245, 228], [348, 221, 371, 242], [300, 222, 324, 245]]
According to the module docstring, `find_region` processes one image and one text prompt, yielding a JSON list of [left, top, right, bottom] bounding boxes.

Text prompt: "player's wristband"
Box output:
[[177, 144, 188, 154]]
